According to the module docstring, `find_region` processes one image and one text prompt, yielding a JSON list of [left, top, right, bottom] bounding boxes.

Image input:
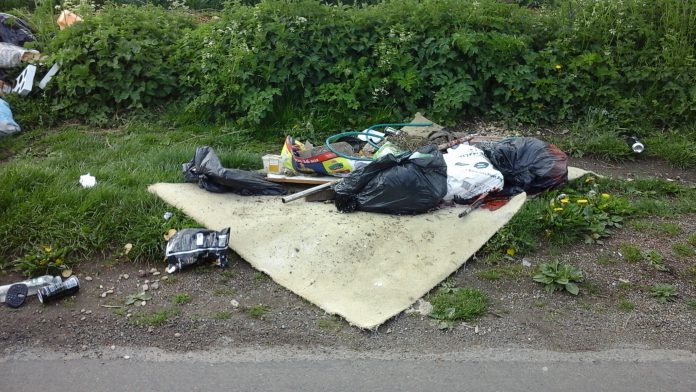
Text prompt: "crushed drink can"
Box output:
[[625, 136, 644, 153], [37, 276, 80, 304]]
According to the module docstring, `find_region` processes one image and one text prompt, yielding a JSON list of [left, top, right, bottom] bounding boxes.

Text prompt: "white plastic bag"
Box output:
[[443, 144, 504, 202], [0, 42, 38, 69]]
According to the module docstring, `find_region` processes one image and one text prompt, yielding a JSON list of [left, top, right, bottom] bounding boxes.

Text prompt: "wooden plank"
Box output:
[[266, 173, 340, 185]]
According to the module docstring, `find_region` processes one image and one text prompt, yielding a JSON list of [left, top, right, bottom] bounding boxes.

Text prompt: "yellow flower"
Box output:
[[55, 258, 64, 265], [560, 198, 570, 204], [601, 193, 610, 199], [577, 199, 589, 204], [555, 64, 562, 70], [585, 177, 595, 183], [553, 207, 564, 212], [506, 248, 516, 257], [43, 245, 52, 253]]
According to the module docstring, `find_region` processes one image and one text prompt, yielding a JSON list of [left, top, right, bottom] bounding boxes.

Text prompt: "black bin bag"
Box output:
[[479, 137, 568, 196], [183, 146, 287, 196], [0, 14, 35, 46], [333, 145, 448, 215]]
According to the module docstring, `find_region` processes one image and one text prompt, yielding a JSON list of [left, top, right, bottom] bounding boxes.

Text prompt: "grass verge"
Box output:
[[0, 121, 275, 266]]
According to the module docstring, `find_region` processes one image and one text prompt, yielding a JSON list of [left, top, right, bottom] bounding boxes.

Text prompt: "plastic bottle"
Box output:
[[0, 275, 62, 302]]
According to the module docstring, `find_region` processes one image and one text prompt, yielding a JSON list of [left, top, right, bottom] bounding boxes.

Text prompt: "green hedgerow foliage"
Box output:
[[176, 0, 550, 125], [40, 0, 696, 128], [48, 5, 195, 124], [176, 0, 696, 128]]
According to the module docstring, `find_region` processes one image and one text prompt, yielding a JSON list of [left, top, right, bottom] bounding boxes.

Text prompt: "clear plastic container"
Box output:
[[0, 275, 62, 302], [262, 154, 282, 174]]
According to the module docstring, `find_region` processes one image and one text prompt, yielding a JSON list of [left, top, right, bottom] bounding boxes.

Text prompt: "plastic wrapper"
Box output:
[[479, 137, 568, 196], [281, 136, 365, 176], [0, 13, 35, 46], [0, 98, 20, 137], [183, 146, 287, 196], [165, 227, 230, 273], [443, 144, 504, 203], [333, 145, 448, 215]]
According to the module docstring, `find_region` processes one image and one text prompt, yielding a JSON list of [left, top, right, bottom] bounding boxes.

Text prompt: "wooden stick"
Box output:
[[282, 182, 335, 204], [437, 135, 475, 151]]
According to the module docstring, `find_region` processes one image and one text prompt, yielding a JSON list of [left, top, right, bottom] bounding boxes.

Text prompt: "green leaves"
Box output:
[[533, 261, 584, 295], [48, 5, 195, 124], [650, 284, 678, 304]]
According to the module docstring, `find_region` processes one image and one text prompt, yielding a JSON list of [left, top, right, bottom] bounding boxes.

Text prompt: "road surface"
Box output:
[[1, 347, 695, 391]]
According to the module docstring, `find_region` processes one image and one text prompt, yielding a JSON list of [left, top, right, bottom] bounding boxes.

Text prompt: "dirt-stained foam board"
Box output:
[[149, 183, 527, 329]]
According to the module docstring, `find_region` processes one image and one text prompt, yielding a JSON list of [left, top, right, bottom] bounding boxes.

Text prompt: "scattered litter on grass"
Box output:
[[79, 173, 96, 188]]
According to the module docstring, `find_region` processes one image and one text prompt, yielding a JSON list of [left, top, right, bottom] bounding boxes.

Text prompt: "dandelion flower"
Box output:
[[577, 199, 589, 204], [555, 64, 562, 70], [553, 207, 564, 212], [560, 198, 570, 204], [601, 193, 610, 199], [506, 248, 516, 257]]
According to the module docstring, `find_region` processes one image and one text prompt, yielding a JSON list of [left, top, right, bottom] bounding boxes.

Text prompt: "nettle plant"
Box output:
[[49, 5, 195, 124]]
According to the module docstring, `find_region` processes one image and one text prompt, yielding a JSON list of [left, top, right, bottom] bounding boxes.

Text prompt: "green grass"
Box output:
[[430, 287, 488, 322], [644, 130, 696, 169], [688, 233, 696, 246], [131, 307, 181, 327], [213, 311, 233, 320], [212, 288, 236, 297], [172, 293, 192, 305], [476, 264, 527, 281], [620, 244, 643, 263], [685, 265, 696, 280], [657, 223, 681, 236], [687, 299, 696, 312], [645, 250, 666, 271], [556, 122, 696, 168], [0, 121, 273, 262], [253, 272, 268, 282], [247, 304, 270, 318], [672, 243, 695, 258], [317, 316, 344, 331], [596, 253, 619, 265], [617, 298, 635, 312]]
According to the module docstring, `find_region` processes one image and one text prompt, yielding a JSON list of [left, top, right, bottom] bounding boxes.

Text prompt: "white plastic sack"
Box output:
[[443, 144, 504, 202], [0, 42, 38, 69]]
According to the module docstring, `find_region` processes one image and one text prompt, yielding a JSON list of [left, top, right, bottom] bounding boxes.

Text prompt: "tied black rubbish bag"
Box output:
[[334, 145, 448, 215], [165, 227, 230, 273], [0, 14, 35, 46], [183, 146, 287, 196], [479, 137, 568, 196]]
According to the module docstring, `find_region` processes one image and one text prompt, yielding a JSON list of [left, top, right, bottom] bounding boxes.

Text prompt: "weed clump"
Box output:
[[430, 287, 488, 326]]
